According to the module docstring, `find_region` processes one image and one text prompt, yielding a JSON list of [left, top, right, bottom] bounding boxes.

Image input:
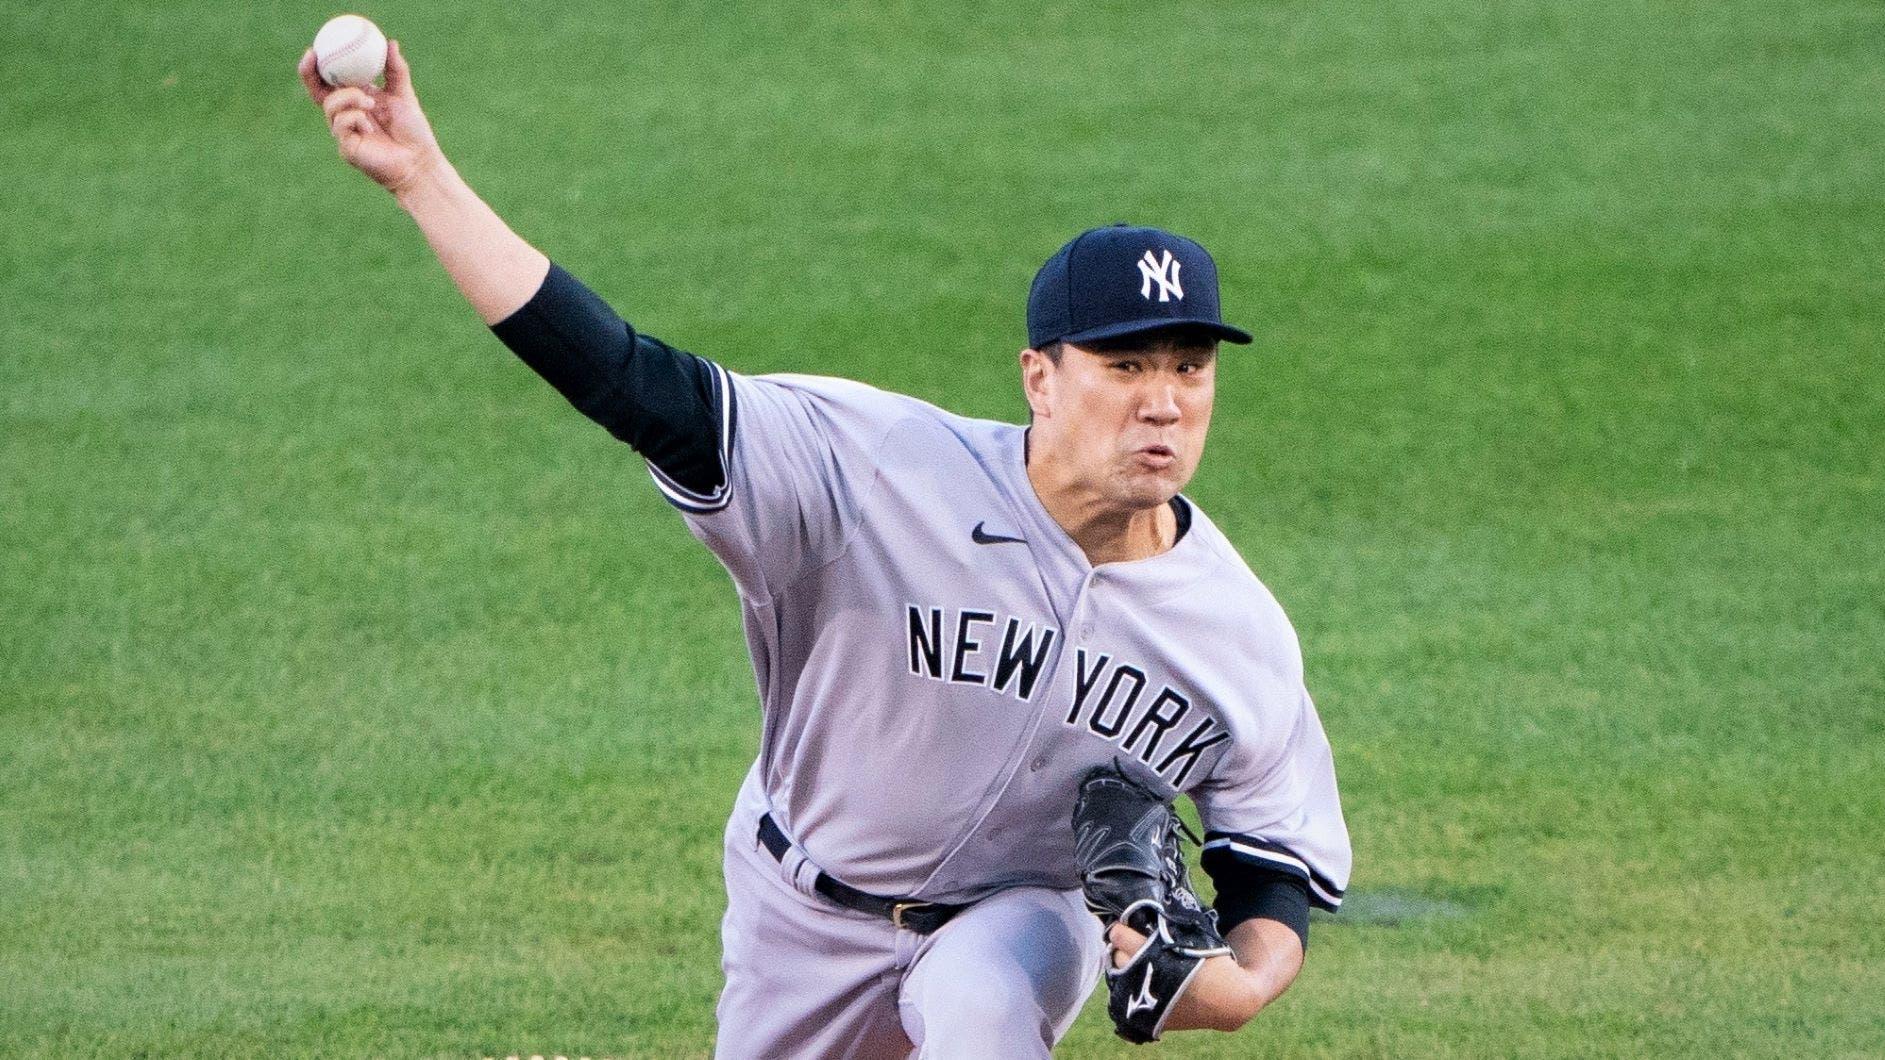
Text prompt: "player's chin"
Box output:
[[1114, 465, 1188, 510]]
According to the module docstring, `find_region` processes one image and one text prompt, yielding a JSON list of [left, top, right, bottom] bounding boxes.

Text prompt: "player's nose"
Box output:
[[1137, 382, 1181, 425]]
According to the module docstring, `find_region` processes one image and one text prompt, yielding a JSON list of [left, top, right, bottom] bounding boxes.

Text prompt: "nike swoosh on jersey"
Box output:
[[971, 522, 1026, 545]]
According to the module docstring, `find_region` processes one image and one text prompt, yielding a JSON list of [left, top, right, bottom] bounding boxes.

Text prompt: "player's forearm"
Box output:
[[393, 154, 549, 325], [1166, 918, 1304, 1032]]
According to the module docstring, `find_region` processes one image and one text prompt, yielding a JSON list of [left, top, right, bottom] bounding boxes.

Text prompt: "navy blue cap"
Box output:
[[1026, 224, 1253, 349]]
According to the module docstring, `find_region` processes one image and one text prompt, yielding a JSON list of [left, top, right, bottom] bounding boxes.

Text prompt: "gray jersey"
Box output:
[[655, 367, 1351, 910]]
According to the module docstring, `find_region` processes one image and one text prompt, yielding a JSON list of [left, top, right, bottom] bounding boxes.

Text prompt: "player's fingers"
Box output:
[[332, 102, 385, 140], [1106, 922, 1146, 955], [334, 109, 378, 141], [1108, 929, 1135, 970], [1106, 924, 1147, 971], [322, 87, 376, 122], [298, 49, 331, 104], [384, 39, 413, 97]]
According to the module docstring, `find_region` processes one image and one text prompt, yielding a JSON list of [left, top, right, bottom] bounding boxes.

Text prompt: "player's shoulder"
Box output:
[[1155, 503, 1316, 769], [738, 371, 946, 424], [1174, 501, 1304, 672], [737, 371, 1014, 451], [743, 371, 909, 406]]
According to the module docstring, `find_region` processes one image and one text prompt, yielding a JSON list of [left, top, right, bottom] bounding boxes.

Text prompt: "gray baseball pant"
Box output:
[[714, 784, 1105, 1058]]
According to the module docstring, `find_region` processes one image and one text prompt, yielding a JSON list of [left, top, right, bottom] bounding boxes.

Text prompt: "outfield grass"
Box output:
[[3, 0, 1881, 1056]]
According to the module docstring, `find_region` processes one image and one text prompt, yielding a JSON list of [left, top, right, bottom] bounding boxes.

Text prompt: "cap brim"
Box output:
[[1059, 317, 1254, 346]]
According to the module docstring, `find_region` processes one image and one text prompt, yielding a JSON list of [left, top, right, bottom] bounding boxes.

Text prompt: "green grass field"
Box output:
[[4, 0, 1882, 1055]]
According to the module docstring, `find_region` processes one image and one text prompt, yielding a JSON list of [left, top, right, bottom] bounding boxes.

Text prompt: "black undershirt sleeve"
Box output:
[[488, 263, 727, 497], [1206, 860, 1311, 951]]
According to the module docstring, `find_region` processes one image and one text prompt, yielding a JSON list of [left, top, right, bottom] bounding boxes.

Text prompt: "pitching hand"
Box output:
[[299, 39, 440, 195]]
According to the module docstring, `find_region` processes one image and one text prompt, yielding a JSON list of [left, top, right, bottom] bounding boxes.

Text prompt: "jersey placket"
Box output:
[[1019, 570, 1104, 779]]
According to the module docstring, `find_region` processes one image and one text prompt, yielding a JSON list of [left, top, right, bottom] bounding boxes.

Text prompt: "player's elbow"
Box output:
[[1205, 994, 1265, 1033], [1187, 970, 1272, 1033], [1198, 954, 1301, 1033], [1194, 1011, 1250, 1034]]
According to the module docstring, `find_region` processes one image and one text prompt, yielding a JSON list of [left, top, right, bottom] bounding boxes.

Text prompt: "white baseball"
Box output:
[[312, 14, 388, 88]]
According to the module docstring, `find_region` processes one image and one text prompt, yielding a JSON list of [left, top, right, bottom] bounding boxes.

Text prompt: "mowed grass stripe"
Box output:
[[3, 0, 1881, 1055]]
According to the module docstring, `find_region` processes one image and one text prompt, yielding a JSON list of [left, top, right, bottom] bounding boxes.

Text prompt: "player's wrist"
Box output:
[[1166, 955, 1265, 1033], [390, 150, 456, 209]]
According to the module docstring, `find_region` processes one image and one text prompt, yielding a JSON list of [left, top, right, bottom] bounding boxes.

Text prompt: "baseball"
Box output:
[[312, 14, 387, 88]]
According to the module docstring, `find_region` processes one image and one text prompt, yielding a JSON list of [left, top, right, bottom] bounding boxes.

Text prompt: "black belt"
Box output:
[[757, 812, 966, 934]]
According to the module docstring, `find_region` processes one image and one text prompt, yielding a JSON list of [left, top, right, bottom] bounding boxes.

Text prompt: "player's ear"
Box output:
[[1020, 347, 1055, 420]]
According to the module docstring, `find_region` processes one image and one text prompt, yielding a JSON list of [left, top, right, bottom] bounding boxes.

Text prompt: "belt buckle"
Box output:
[[891, 900, 936, 931]]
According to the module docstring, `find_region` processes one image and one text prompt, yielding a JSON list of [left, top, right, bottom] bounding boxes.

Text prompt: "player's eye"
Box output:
[[1110, 360, 1141, 373]]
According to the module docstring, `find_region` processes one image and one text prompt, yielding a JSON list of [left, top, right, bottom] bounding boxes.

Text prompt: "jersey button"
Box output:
[[1030, 754, 1048, 772]]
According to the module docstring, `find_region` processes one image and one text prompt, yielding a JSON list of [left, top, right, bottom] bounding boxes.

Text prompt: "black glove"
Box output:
[[1072, 762, 1232, 1043]]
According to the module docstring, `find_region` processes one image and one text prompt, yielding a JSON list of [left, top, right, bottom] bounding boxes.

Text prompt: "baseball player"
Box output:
[[302, 42, 1350, 1057]]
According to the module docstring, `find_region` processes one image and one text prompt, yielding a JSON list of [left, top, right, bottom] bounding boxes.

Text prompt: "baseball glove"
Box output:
[[1072, 762, 1232, 1044]]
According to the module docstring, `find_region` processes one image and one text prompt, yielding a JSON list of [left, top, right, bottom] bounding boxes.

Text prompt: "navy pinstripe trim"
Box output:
[[647, 360, 737, 513], [1201, 831, 1345, 911]]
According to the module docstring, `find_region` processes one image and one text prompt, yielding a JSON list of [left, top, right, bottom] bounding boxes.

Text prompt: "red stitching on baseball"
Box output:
[[321, 25, 375, 81], [327, 35, 366, 62]]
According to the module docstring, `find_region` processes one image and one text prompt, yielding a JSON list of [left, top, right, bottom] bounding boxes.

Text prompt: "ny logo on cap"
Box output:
[[1137, 249, 1184, 303]]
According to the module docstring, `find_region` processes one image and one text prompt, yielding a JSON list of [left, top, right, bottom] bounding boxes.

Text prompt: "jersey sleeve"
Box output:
[[1194, 686, 1351, 913], [490, 262, 730, 498], [665, 372, 901, 603]]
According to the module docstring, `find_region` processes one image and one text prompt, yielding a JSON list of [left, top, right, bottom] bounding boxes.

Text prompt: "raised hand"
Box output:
[[299, 39, 441, 195]]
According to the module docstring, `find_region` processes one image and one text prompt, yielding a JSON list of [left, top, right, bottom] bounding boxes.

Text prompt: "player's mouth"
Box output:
[[1134, 444, 1177, 470]]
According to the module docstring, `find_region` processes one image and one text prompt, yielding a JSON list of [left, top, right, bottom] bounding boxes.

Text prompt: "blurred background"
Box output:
[[2, 1, 1880, 1055]]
